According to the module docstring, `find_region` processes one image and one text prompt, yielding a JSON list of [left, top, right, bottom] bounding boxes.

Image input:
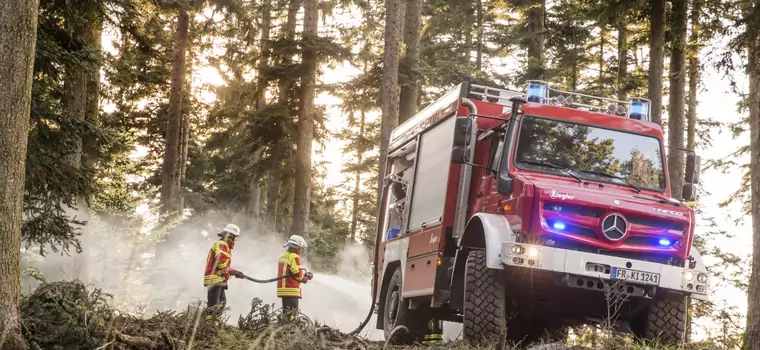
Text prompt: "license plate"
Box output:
[[610, 267, 660, 285]]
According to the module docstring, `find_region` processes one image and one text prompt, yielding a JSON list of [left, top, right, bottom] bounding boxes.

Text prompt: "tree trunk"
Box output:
[[463, 0, 473, 62], [178, 30, 194, 213], [62, 25, 90, 168], [290, 0, 318, 236], [475, 0, 484, 71], [617, 22, 628, 101], [398, 0, 421, 124], [266, 0, 300, 231], [249, 1, 272, 221], [161, 9, 189, 218], [648, 0, 666, 125], [70, 9, 102, 283], [378, 0, 403, 203], [350, 110, 367, 243], [525, 0, 545, 80], [0, 1, 38, 349], [667, 0, 687, 200], [599, 26, 605, 89], [266, 147, 283, 232], [686, 1, 700, 150], [744, 0, 760, 347]]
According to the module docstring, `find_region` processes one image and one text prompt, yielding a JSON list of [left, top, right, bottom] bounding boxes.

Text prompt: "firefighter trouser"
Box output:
[[424, 318, 443, 345], [205, 284, 227, 324], [281, 297, 299, 321]]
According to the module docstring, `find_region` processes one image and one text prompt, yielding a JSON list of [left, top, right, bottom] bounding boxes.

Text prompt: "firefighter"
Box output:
[[424, 318, 444, 345], [203, 223, 245, 324], [277, 234, 313, 321]]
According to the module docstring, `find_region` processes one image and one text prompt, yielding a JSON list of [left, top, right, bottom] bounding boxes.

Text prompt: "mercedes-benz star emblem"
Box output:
[[601, 213, 628, 241]]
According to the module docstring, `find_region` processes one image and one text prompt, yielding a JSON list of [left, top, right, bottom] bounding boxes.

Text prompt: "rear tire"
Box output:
[[382, 267, 427, 344], [463, 249, 507, 344], [636, 293, 687, 345]]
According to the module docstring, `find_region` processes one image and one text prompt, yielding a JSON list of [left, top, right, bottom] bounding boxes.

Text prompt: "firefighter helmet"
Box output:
[[284, 235, 307, 248], [219, 223, 240, 237]]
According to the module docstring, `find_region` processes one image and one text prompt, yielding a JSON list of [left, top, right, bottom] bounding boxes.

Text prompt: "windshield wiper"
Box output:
[[518, 160, 582, 183], [576, 170, 641, 193]]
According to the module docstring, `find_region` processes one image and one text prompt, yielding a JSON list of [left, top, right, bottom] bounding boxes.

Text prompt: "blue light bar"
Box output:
[[658, 238, 671, 246], [553, 222, 566, 230], [628, 100, 650, 122], [387, 228, 400, 240], [526, 83, 548, 104]]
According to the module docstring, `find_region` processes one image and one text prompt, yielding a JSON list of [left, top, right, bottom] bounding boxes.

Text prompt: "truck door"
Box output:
[[472, 132, 505, 215]]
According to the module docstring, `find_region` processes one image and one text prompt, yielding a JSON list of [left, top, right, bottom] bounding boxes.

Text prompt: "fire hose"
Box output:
[[348, 180, 389, 336], [239, 271, 314, 283]]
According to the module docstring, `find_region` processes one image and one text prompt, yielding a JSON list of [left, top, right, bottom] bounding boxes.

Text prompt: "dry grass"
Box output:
[[16, 280, 724, 350]]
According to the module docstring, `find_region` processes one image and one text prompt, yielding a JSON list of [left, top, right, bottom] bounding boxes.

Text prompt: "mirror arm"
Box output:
[[463, 161, 496, 175]]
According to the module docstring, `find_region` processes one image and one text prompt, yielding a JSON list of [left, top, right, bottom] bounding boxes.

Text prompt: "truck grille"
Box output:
[[541, 201, 687, 251]]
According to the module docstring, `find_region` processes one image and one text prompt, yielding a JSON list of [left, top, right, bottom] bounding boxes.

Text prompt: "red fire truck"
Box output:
[[370, 81, 710, 346]]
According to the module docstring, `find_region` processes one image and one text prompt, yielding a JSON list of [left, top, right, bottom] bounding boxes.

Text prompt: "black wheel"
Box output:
[[382, 267, 427, 344], [634, 293, 687, 345], [463, 249, 507, 344]]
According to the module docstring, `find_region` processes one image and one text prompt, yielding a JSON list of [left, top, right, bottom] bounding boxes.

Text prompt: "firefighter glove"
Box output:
[[305, 272, 314, 280]]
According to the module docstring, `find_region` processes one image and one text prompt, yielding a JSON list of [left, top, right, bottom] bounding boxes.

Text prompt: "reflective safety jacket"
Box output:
[[277, 250, 307, 298], [204, 240, 238, 287]]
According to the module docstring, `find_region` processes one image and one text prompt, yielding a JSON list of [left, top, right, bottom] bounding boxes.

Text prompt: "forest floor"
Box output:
[[17, 280, 721, 350]]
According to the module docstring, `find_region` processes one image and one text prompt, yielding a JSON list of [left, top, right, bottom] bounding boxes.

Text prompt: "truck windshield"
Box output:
[[513, 116, 666, 191]]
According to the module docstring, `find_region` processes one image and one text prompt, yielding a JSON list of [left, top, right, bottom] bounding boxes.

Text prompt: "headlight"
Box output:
[[697, 273, 707, 283], [511, 245, 524, 255], [684, 271, 695, 281], [527, 247, 539, 257]]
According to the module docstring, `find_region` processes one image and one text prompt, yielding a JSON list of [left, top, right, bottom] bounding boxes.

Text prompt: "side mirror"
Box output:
[[684, 153, 701, 185], [451, 147, 468, 164], [496, 172, 514, 195], [682, 183, 698, 202], [453, 117, 473, 147]]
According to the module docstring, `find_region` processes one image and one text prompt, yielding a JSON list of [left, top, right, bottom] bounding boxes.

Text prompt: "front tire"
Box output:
[[382, 267, 427, 344], [636, 292, 687, 345], [463, 249, 507, 344]]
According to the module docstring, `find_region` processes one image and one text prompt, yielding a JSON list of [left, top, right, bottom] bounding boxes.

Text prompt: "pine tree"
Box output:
[[667, 0, 688, 200], [378, 0, 402, 201], [648, 0, 666, 125], [290, 0, 319, 236], [0, 0, 39, 348], [161, 3, 191, 219], [744, 0, 760, 346], [398, 0, 422, 124]]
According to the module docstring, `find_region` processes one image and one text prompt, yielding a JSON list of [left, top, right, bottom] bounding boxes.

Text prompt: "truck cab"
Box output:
[[372, 81, 709, 346]]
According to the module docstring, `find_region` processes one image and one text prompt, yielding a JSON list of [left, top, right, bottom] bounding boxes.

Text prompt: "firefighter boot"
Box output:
[[204, 299, 226, 327], [423, 318, 443, 346]]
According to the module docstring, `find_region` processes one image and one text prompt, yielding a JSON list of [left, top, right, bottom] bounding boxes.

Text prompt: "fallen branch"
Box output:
[[115, 332, 158, 349]]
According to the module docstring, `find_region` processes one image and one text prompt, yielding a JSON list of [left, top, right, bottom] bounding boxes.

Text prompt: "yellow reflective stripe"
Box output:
[[277, 288, 301, 297], [204, 275, 224, 286], [280, 263, 288, 288], [288, 253, 300, 274]]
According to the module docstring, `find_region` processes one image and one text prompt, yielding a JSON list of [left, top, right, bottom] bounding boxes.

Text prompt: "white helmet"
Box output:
[[284, 235, 307, 248], [219, 223, 240, 237]]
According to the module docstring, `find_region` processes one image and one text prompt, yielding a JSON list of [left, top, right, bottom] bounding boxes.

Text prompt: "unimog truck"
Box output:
[[370, 81, 710, 345]]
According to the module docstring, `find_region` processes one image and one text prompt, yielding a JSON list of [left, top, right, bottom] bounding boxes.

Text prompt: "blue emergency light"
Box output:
[[628, 99, 650, 122], [658, 238, 671, 246], [386, 228, 400, 240], [552, 222, 566, 231], [526, 82, 548, 104]]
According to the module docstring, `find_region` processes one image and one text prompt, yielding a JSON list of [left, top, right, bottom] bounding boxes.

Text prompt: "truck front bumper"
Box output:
[[500, 242, 710, 301]]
